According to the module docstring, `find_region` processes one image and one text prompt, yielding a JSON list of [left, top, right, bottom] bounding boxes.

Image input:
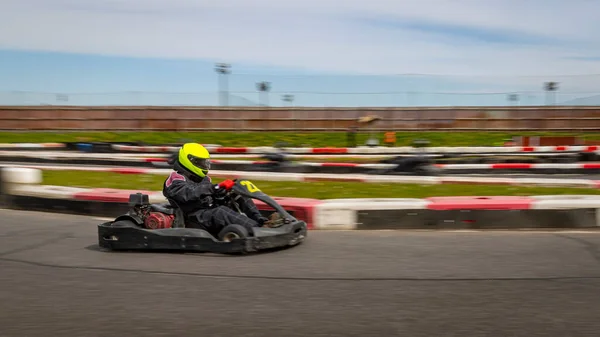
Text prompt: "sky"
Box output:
[[1, 0, 600, 107]]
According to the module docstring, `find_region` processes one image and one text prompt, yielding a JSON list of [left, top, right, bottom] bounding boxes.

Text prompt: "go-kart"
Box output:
[[97, 179, 307, 254]]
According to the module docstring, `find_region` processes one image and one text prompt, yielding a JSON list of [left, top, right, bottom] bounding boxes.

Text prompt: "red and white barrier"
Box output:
[[5, 150, 600, 171], [3, 163, 600, 189], [0, 143, 66, 149], [4, 167, 600, 230], [112, 144, 600, 155], [438, 163, 600, 170]]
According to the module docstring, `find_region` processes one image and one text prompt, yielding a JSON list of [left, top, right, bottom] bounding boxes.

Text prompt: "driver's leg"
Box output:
[[235, 195, 266, 223], [198, 205, 260, 235]]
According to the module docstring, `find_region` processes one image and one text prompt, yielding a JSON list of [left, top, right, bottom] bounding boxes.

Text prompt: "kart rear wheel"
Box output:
[[218, 224, 249, 242]]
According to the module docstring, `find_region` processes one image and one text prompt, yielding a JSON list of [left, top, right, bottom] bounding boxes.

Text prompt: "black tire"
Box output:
[[218, 224, 249, 242]]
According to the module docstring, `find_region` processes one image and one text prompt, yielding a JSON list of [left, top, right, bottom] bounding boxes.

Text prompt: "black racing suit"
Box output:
[[162, 167, 265, 236]]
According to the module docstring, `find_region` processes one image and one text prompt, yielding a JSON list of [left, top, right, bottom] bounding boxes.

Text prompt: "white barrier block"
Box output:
[[438, 176, 514, 184], [10, 184, 90, 199], [324, 198, 430, 209], [1, 167, 42, 184], [295, 173, 366, 182], [348, 147, 415, 154], [530, 195, 600, 209], [514, 178, 596, 188], [300, 162, 323, 167], [148, 191, 168, 204], [358, 163, 396, 169], [440, 164, 493, 170], [232, 171, 305, 182], [312, 198, 431, 230], [143, 168, 173, 175], [534, 146, 558, 152], [365, 175, 440, 184], [530, 163, 582, 169], [313, 204, 357, 230], [281, 148, 313, 154], [212, 160, 256, 165], [246, 146, 278, 154]]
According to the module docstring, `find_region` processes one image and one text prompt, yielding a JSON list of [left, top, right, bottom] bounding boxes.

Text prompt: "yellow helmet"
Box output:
[[178, 143, 211, 178]]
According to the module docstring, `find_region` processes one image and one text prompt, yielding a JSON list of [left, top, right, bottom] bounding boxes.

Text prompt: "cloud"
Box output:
[[1, 0, 599, 77]]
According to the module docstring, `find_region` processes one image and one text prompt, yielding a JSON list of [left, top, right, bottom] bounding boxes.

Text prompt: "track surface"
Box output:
[[1, 209, 600, 336]]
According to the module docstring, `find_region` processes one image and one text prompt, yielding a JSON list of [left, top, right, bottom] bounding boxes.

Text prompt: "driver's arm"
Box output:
[[164, 178, 215, 207]]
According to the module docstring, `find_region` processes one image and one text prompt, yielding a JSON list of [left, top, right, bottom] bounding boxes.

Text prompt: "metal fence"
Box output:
[[1, 73, 600, 107], [2, 106, 600, 131]]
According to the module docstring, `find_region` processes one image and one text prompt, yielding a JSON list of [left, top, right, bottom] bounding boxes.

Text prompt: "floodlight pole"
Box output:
[[256, 81, 271, 106], [215, 63, 231, 106], [544, 81, 558, 106]]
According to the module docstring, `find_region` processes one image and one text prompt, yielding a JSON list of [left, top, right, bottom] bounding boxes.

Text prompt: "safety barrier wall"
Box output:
[[2, 167, 600, 230], [2, 106, 600, 131]]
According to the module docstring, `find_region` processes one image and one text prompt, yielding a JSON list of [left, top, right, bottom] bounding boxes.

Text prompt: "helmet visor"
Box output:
[[187, 154, 211, 171]]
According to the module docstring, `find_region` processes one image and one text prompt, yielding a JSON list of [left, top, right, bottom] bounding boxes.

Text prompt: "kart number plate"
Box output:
[[240, 180, 260, 193]]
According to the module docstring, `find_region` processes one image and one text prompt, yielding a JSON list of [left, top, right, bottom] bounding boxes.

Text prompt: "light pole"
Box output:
[[256, 81, 271, 106], [215, 63, 231, 106], [507, 93, 519, 106], [282, 94, 296, 129], [282, 94, 294, 106], [544, 81, 558, 106]]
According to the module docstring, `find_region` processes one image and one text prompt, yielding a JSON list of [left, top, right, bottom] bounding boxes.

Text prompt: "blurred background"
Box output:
[[1, 71, 598, 107]]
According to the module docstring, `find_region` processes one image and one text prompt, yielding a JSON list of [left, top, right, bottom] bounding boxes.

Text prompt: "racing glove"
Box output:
[[218, 179, 235, 191]]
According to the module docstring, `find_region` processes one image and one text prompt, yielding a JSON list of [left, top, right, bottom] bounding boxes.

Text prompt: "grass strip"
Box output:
[[2, 131, 599, 148], [42, 170, 600, 200]]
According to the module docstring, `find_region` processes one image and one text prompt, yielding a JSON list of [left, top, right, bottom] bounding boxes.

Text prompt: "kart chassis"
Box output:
[[97, 179, 307, 254]]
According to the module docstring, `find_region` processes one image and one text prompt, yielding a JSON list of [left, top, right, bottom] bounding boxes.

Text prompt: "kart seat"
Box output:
[[150, 203, 175, 215], [164, 198, 186, 228]]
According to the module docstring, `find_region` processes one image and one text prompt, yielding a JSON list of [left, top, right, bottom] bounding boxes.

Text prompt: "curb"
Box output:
[[2, 167, 600, 230]]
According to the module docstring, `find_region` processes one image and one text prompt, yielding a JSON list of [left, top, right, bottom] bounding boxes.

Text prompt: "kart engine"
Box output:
[[144, 212, 174, 229]]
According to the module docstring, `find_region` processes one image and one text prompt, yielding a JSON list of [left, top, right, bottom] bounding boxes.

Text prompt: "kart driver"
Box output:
[[162, 142, 278, 235]]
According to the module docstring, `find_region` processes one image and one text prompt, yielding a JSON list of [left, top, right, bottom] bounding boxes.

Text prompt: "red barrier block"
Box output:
[[110, 168, 150, 174], [426, 196, 533, 210], [73, 188, 155, 202], [311, 147, 348, 154], [582, 163, 600, 169], [491, 163, 533, 169], [252, 197, 322, 230], [74, 188, 321, 228], [320, 162, 358, 167], [215, 147, 248, 153]]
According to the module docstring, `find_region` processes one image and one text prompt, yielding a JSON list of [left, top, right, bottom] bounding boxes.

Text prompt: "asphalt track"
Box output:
[[1, 210, 600, 336]]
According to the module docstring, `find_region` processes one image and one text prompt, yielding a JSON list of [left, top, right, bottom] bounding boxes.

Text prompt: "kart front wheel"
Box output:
[[218, 224, 249, 242]]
